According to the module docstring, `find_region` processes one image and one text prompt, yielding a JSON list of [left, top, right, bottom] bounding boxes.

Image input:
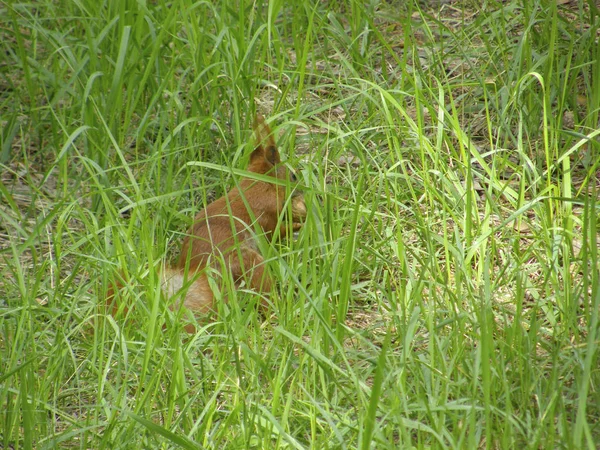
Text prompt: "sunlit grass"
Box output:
[[1, 0, 598, 448]]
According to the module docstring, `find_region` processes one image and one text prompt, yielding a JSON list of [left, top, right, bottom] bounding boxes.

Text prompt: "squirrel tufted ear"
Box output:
[[251, 114, 281, 166], [264, 145, 280, 166]]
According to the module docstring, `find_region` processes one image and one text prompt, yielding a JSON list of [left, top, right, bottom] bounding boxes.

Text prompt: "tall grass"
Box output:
[[1, 0, 598, 448]]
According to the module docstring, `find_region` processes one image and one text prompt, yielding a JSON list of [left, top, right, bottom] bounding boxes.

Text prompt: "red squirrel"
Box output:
[[109, 115, 306, 330]]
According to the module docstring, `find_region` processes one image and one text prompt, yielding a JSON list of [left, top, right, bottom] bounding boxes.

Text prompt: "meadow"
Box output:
[[1, 0, 599, 448]]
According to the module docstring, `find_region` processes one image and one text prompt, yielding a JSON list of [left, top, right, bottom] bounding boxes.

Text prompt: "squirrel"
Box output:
[[109, 115, 307, 331]]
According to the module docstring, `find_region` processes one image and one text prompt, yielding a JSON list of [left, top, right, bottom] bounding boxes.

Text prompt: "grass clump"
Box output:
[[1, 0, 599, 448]]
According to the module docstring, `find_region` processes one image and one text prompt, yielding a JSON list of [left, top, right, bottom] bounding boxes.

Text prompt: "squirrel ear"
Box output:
[[251, 114, 281, 166], [264, 145, 280, 165]]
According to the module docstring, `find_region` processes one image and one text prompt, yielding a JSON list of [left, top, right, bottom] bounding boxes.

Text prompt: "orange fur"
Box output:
[[108, 115, 306, 331]]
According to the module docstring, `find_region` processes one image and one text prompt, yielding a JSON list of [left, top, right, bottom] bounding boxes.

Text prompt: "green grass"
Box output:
[[1, 0, 599, 448]]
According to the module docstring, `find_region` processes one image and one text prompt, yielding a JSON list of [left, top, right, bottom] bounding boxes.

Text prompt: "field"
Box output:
[[1, 0, 599, 448]]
